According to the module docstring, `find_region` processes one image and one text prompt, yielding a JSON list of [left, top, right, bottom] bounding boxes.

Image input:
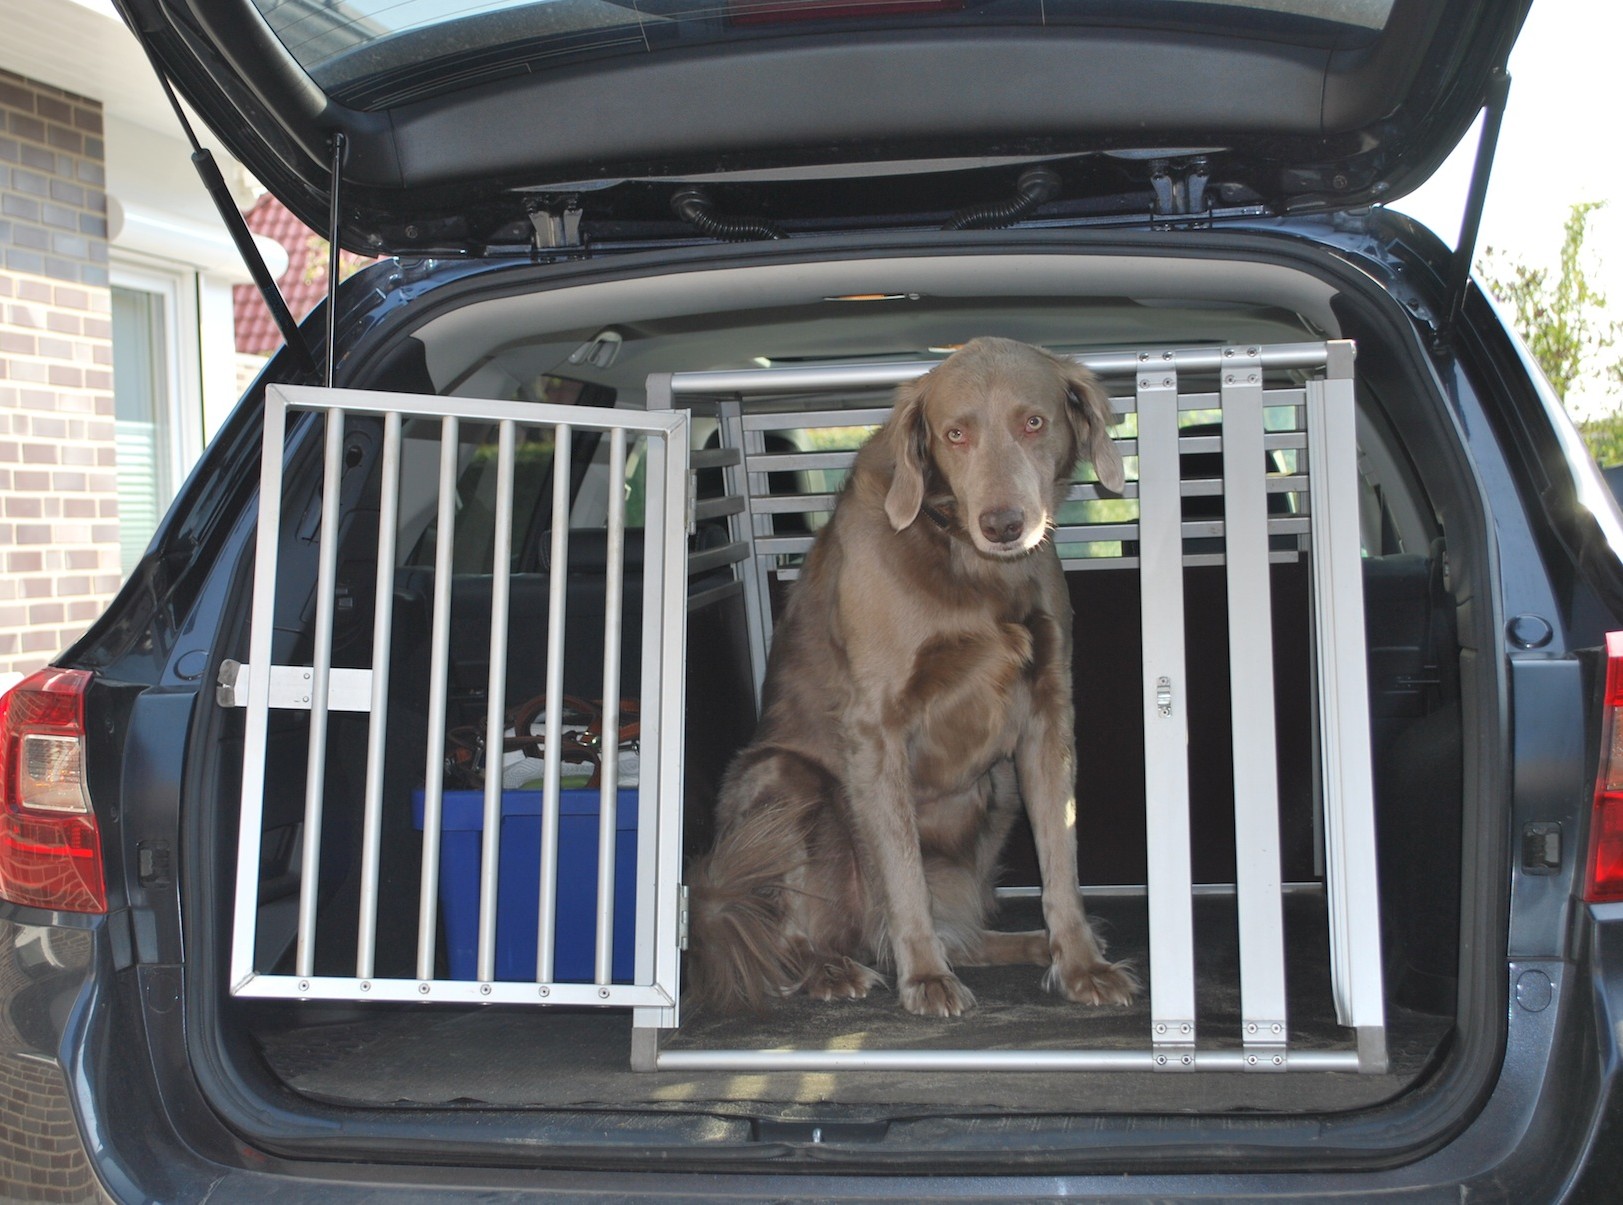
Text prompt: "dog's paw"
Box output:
[[900, 972, 976, 1017], [1044, 959, 1140, 1006], [805, 957, 885, 1002]]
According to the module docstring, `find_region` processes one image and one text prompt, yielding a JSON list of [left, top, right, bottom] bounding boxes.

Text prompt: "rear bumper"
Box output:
[[4, 906, 1621, 1201]]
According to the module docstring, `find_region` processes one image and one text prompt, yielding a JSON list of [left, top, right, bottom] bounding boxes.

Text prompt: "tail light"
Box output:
[[0, 668, 107, 913], [1586, 632, 1623, 903]]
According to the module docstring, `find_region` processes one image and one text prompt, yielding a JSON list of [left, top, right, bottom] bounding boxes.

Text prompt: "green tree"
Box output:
[[1478, 201, 1623, 463]]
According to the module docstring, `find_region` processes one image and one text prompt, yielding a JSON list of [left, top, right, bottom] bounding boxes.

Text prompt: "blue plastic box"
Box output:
[[411, 787, 638, 983]]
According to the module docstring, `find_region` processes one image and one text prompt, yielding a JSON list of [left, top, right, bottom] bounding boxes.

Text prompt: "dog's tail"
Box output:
[[684, 811, 808, 1015]]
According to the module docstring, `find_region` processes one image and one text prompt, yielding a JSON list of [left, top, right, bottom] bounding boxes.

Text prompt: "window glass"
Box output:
[[250, 0, 1394, 107], [112, 285, 172, 576]]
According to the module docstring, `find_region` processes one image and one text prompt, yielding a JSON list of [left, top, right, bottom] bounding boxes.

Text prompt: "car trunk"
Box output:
[[180, 233, 1493, 1164]]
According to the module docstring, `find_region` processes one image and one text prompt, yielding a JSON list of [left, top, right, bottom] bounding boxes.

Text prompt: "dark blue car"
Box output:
[[4, 0, 1622, 1199]]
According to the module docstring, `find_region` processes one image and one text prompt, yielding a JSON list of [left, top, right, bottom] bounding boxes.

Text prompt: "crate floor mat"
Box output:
[[257, 896, 1449, 1115]]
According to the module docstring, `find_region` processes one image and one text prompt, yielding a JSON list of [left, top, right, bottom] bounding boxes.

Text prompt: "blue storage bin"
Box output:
[[411, 787, 638, 983]]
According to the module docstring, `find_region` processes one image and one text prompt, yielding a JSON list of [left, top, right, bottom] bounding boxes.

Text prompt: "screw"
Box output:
[[1224, 348, 1234, 357], [1181, 1055, 1193, 1066], [1273, 1055, 1284, 1066], [1225, 374, 1234, 384], [1155, 1023, 1167, 1035], [1156, 1055, 1168, 1066], [479, 983, 492, 996], [298, 980, 309, 992], [418, 983, 431, 995], [599, 987, 611, 999], [360, 980, 370, 992], [539, 985, 550, 997], [1246, 1023, 1257, 1035], [1139, 352, 1150, 362], [1162, 378, 1172, 387], [1180, 1024, 1191, 1035], [1248, 347, 1259, 356], [1248, 373, 1258, 383], [1247, 1055, 1258, 1065]]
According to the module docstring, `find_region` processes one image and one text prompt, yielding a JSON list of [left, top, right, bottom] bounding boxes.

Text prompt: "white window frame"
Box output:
[[110, 259, 205, 572]]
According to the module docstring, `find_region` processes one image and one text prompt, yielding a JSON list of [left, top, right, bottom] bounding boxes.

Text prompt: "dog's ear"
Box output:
[[884, 374, 932, 530], [1059, 363, 1125, 494]]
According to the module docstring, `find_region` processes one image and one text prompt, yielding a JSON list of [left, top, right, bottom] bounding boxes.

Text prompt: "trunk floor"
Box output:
[[256, 895, 1451, 1116]]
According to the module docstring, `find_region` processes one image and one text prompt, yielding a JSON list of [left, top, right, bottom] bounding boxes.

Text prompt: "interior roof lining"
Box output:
[[413, 254, 1343, 392]]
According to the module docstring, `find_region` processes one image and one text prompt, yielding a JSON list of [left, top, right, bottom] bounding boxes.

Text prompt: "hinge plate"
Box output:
[[216, 659, 372, 712]]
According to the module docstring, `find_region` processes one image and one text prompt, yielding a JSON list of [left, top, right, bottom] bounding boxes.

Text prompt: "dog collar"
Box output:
[[921, 503, 955, 532]]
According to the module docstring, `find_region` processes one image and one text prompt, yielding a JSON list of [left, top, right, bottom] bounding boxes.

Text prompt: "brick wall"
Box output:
[[0, 70, 120, 678]]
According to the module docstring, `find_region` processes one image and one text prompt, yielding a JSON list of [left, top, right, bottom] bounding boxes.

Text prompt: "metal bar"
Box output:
[[693, 495, 747, 522], [754, 515, 1313, 557], [687, 543, 750, 576], [595, 427, 628, 985], [1221, 350, 1289, 1055], [652, 1049, 1362, 1073], [275, 386, 680, 432], [722, 401, 771, 707], [994, 881, 1326, 900], [294, 407, 346, 979], [476, 419, 517, 984], [230, 387, 291, 992], [324, 133, 344, 390], [667, 343, 1331, 394], [1307, 344, 1387, 1037], [416, 415, 458, 982], [234, 975, 674, 1008], [747, 450, 859, 473], [355, 409, 402, 979], [633, 419, 690, 1034], [1137, 366, 1197, 1065], [653, 418, 693, 1025], [743, 407, 891, 432], [536, 425, 574, 983]]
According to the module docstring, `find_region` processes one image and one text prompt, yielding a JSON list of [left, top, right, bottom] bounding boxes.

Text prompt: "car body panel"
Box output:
[[112, 0, 1529, 253]]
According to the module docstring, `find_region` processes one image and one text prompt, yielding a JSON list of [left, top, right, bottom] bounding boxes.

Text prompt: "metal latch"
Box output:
[[1149, 157, 1210, 217], [1156, 676, 1174, 717], [530, 204, 583, 250]]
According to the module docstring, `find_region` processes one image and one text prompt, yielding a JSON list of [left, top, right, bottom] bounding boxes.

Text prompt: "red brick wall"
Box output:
[[0, 70, 119, 677]]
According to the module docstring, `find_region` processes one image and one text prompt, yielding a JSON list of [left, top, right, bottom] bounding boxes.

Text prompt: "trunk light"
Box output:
[[0, 668, 107, 913]]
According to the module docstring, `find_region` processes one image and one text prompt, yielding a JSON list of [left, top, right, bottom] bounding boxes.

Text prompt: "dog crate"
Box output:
[[222, 340, 1384, 1076]]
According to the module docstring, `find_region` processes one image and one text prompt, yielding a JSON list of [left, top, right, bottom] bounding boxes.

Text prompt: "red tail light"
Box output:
[[1586, 632, 1623, 903], [0, 668, 107, 913]]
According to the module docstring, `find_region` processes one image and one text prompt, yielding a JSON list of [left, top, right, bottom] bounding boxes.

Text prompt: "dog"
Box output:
[[685, 337, 1140, 1017]]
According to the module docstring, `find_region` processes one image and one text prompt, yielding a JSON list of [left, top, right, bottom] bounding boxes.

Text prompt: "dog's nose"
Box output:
[[979, 508, 1026, 544]]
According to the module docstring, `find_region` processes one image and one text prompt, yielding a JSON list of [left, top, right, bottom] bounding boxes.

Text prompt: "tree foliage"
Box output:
[[1478, 201, 1623, 463]]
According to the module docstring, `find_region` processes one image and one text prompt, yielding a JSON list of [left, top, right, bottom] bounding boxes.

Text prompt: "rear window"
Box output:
[[252, 0, 1396, 109]]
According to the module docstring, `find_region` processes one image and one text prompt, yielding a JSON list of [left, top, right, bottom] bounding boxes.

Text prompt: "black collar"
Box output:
[[921, 503, 955, 532]]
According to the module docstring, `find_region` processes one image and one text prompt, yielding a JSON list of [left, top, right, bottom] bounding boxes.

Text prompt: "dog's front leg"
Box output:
[[846, 725, 977, 1017], [1017, 714, 1140, 1006]]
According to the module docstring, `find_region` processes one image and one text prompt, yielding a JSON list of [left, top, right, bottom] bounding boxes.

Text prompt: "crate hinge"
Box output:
[[216, 659, 373, 712]]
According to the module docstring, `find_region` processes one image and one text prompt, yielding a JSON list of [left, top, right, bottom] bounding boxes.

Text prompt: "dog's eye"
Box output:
[[1025, 415, 1045, 432], [945, 427, 966, 444]]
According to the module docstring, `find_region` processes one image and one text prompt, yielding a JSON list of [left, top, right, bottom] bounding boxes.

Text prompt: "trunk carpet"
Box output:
[[256, 894, 1450, 1115]]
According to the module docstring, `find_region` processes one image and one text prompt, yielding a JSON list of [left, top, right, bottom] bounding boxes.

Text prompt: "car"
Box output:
[[5, 0, 1623, 1199]]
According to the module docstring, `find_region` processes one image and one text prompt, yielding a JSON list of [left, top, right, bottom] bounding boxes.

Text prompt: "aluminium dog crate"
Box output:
[[223, 340, 1385, 1075]]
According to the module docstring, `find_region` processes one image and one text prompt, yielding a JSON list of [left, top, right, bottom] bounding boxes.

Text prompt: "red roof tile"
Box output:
[[233, 195, 377, 356]]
